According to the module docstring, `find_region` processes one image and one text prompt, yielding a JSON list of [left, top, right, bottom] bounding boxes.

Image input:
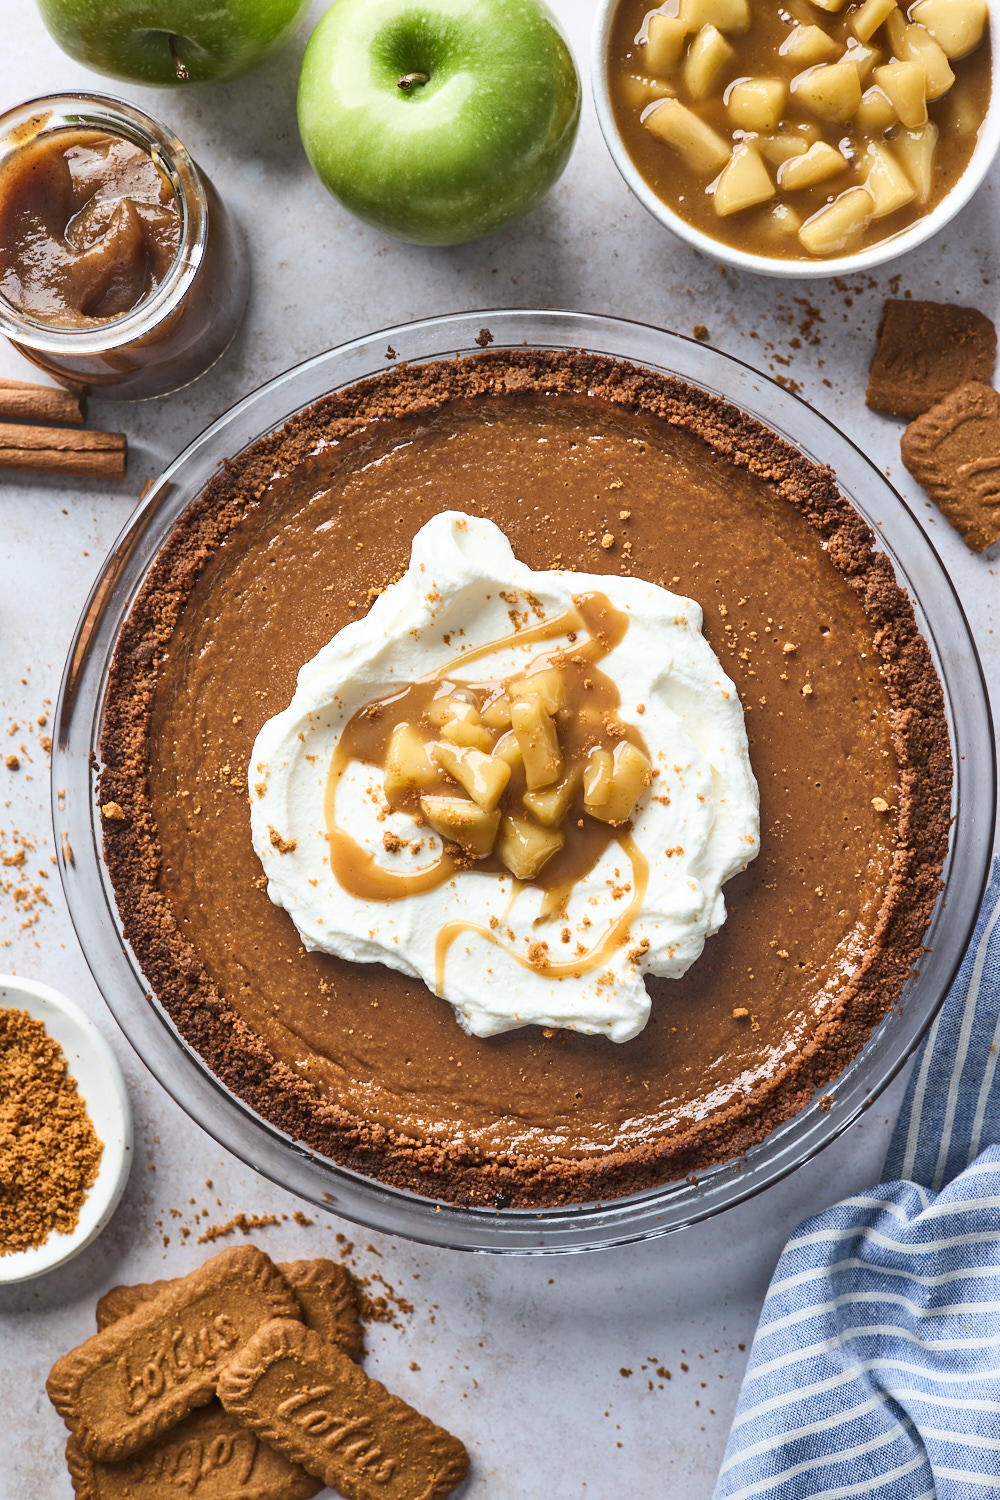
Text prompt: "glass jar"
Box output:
[[0, 93, 249, 400]]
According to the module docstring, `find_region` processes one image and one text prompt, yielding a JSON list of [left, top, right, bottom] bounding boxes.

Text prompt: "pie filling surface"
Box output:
[[100, 350, 951, 1207]]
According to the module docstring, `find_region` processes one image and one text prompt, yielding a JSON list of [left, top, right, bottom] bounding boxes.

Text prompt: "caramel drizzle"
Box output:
[[434, 833, 649, 995], [323, 594, 651, 989]]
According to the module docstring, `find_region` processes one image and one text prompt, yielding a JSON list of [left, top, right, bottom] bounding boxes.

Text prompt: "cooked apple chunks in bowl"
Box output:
[[606, 0, 991, 260]]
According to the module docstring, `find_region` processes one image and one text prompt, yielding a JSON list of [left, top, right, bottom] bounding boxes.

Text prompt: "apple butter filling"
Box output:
[[0, 127, 180, 325]]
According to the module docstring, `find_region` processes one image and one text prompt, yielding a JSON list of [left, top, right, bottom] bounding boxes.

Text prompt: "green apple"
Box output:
[[297, 0, 581, 245], [36, 0, 312, 86]]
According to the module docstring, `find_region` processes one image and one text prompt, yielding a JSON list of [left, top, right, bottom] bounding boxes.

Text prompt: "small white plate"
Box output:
[[0, 975, 132, 1284]]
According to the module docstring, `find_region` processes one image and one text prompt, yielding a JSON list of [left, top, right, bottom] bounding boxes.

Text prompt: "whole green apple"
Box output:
[[297, 0, 581, 245], [36, 0, 312, 86]]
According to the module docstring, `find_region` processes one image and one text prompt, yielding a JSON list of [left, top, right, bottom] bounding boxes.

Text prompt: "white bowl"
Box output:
[[0, 976, 132, 1283], [591, 0, 1000, 278]]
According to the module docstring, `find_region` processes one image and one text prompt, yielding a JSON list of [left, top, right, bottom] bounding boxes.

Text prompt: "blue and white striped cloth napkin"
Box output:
[[716, 855, 1000, 1500]]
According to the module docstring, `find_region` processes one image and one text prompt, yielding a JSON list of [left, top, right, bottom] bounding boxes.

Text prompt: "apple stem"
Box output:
[[397, 72, 430, 91], [168, 35, 190, 81]]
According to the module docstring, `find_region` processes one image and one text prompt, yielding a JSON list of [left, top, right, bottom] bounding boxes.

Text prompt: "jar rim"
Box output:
[[0, 92, 208, 355]]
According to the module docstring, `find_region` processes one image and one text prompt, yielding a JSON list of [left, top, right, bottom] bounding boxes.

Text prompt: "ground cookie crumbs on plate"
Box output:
[[0, 1007, 102, 1254]]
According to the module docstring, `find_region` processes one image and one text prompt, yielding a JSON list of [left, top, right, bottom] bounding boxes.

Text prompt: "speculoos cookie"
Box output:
[[867, 300, 996, 419], [901, 380, 1000, 553], [47, 1246, 300, 1461], [217, 1318, 470, 1499], [96, 1259, 361, 1358], [65, 1406, 321, 1500]]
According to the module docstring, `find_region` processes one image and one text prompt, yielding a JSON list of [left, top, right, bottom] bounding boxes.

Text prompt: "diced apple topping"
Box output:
[[911, 0, 987, 57], [358, 615, 656, 882], [497, 815, 565, 880], [585, 742, 653, 826], [508, 668, 566, 715], [777, 139, 847, 189], [758, 132, 811, 165], [364, 633, 659, 882], [419, 796, 501, 859], [646, 12, 690, 74], [685, 24, 737, 99], [780, 24, 842, 64], [792, 62, 863, 121], [899, 22, 956, 96], [492, 729, 525, 769], [893, 121, 939, 200], [855, 85, 897, 130], [873, 61, 928, 126], [679, 0, 750, 32], [432, 742, 511, 811], [798, 186, 874, 252], [714, 143, 775, 214], [841, 39, 882, 81], [440, 715, 494, 751], [480, 693, 512, 729], [727, 76, 787, 130], [523, 766, 582, 828], [851, 0, 898, 44], [427, 692, 479, 727], [943, 80, 983, 131], [862, 138, 916, 215], [384, 722, 438, 800], [643, 99, 731, 172], [583, 747, 614, 808], [619, 73, 678, 110], [511, 696, 564, 791], [764, 200, 804, 235]]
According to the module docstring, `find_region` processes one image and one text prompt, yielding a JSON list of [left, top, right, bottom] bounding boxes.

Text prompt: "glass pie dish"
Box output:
[[53, 310, 996, 1254]]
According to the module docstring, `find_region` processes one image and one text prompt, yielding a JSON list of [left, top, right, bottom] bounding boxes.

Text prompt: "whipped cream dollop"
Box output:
[[250, 512, 759, 1043]]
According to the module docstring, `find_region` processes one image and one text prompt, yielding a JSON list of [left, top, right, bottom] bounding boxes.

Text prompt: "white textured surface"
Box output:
[[254, 511, 759, 1044], [0, 1, 996, 1495]]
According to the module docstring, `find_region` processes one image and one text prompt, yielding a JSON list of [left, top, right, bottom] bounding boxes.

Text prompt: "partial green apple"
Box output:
[[297, 0, 581, 245], [35, 0, 312, 86]]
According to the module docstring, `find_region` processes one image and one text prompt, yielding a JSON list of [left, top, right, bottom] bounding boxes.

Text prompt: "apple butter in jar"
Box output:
[[0, 94, 249, 399]]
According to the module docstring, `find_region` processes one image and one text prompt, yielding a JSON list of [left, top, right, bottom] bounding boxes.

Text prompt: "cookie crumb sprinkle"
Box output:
[[0, 1007, 103, 1254]]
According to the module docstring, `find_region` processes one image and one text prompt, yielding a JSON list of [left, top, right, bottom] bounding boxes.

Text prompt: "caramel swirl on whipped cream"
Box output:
[[250, 512, 759, 1042]]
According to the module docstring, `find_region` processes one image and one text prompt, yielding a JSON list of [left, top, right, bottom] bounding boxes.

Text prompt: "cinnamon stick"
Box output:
[[0, 377, 84, 426], [0, 422, 126, 479]]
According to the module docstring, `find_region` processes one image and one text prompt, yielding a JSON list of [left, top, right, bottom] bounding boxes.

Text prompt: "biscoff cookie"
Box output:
[[218, 1319, 469, 1500], [95, 1279, 174, 1332], [867, 300, 997, 419], [78, 1261, 339, 1500], [65, 1407, 321, 1500], [900, 380, 1000, 553], [97, 1260, 362, 1358], [278, 1260, 362, 1361], [48, 1247, 301, 1462]]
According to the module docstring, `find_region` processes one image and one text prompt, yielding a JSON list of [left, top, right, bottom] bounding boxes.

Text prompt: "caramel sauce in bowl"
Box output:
[[592, 0, 999, 274]]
